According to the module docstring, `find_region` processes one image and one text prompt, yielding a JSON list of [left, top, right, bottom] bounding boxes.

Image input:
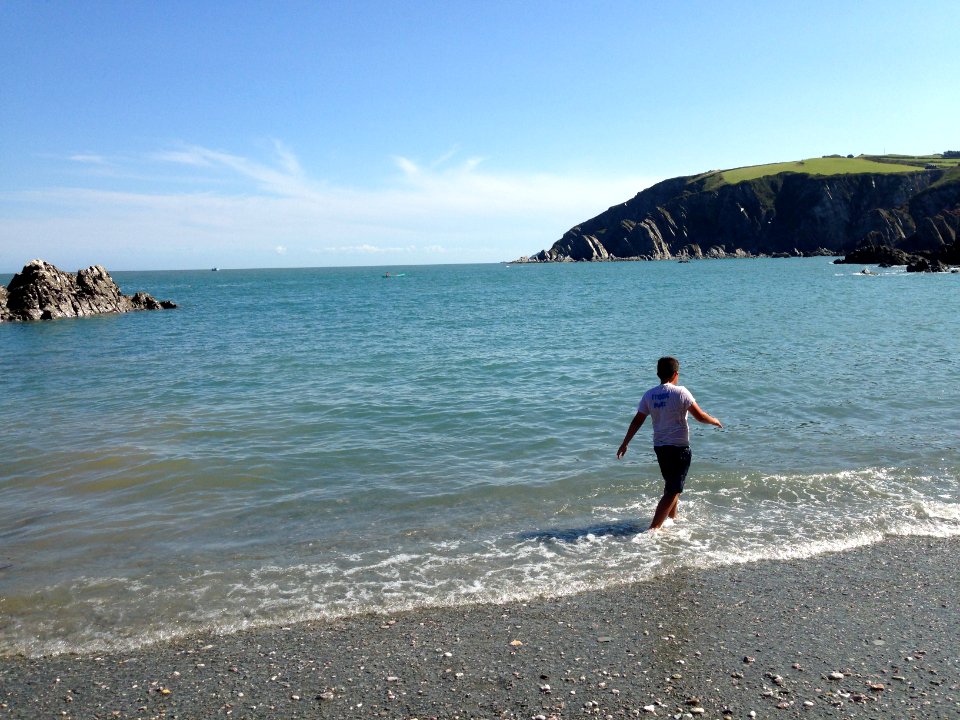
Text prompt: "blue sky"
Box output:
[[2, 1, 958, 271]]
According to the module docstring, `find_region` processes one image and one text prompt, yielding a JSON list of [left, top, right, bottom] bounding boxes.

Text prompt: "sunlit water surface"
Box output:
[[1, 259, 958, 656]]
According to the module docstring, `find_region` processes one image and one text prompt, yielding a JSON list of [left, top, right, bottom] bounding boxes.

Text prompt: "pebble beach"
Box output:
[[2, 534, 957, 719]]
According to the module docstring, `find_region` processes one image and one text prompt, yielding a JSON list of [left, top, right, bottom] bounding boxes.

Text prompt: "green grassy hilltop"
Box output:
[[699, 153, 960, 190]]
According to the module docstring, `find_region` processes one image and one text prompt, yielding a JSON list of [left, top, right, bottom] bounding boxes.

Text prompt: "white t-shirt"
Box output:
[[637, 383, 695, 447]]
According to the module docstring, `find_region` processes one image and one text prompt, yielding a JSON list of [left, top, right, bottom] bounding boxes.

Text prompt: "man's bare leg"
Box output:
[[650, 492, 680, 530]]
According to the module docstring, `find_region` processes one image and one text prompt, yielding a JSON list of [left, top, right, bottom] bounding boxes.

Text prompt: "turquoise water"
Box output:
[[1, 259, 958, 657]]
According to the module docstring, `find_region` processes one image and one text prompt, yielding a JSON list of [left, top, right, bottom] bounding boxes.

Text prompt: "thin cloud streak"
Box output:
[[68, 154, 110, 165], [1, 143, 658, 270], [311, 244, 429, 255]]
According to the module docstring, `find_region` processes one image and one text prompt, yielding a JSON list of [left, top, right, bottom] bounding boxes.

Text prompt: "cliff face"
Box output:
[[524, 169, 960, 262]]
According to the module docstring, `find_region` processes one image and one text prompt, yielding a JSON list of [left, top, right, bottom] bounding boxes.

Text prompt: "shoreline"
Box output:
[[2, 534, 958, 718]]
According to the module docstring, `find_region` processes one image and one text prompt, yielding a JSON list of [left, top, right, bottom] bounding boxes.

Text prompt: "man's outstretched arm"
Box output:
[[689, 402, 722, 428]]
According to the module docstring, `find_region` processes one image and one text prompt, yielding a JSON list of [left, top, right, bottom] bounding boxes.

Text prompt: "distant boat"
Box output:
[[383, 272, 406, 278], [211, 267, 220, 272]]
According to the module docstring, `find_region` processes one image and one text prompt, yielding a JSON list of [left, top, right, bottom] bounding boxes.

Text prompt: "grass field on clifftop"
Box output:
[[699, 154, 960, 190]]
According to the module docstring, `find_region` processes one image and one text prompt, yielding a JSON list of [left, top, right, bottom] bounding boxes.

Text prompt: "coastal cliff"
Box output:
[[520, 157, 960, 265], [0, 259, 176, 322]]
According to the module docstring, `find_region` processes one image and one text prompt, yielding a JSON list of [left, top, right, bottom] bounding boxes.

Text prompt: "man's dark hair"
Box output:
[[657, 356, 679, 382]]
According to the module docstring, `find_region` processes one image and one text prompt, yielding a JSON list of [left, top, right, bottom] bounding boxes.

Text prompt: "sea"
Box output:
[[1, 258, 958, 658]]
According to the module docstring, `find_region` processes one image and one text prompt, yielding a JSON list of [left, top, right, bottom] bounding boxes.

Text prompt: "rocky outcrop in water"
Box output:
[[905, 256, 951, 273], [834, 244, 917, 267], [518, 167, 960, 266], [832, 202, 960, 271], [0, 259, 176, 322]]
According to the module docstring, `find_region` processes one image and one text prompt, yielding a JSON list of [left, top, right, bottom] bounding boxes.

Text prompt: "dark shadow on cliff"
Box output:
[[519, 520, 647, 543]]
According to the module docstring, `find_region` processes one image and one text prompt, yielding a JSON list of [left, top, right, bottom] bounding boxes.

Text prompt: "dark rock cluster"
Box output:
[[833, 203, 960, 271], [0, 259, 176, 322]]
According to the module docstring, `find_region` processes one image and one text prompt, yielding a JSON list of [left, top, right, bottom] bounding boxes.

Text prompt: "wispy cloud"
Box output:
[[152, 141, 312, 197], [310, 243, 449, 255], [1, 142, 658, 270], [68, 153, 110, 165]]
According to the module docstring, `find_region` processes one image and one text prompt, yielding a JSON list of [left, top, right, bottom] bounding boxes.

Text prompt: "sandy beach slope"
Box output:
[[1, 535, 957, 719]]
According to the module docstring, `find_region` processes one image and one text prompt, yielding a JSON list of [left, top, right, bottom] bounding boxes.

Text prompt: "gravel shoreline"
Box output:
[[2, 535, 958, 719]]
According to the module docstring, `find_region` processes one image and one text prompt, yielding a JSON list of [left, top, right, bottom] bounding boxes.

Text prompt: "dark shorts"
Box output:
[[654, 445, 692, 495]]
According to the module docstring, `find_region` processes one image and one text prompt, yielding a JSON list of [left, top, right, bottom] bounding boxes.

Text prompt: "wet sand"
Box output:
[[1, 535, 958, 719]]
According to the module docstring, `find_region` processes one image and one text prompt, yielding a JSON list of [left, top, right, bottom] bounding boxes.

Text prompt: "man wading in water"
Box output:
[[616, 356, 723, 530]]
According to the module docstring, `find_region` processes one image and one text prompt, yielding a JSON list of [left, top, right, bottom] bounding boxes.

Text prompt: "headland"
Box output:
[[516, 153, 960, 271]]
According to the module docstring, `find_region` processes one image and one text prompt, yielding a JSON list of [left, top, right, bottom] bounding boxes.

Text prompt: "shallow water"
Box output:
[[1, 259, 958, 656]]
